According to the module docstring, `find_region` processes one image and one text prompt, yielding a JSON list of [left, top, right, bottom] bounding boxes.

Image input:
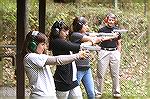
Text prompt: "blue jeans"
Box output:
[[77, 68, 95, 99]]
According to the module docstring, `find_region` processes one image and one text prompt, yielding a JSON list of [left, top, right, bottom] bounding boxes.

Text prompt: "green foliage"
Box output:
[[0, 0, 16, 45], [0, 60, 3, 86], [0, 0, 149, 97]]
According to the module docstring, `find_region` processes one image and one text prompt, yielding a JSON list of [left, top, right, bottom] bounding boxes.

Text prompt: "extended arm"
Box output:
[[45, 51, 88, 65], [45, 54, 80, 65]]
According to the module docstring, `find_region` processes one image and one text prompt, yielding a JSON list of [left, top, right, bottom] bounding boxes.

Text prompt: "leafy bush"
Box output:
[[0, 0, 149, 97]]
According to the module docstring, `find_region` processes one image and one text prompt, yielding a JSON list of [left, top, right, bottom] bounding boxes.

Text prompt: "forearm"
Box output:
[[88, 32, 99, 37], [117, 39, 122, 52], [117, 45, 121, 52], [45, 54, 80, 65]]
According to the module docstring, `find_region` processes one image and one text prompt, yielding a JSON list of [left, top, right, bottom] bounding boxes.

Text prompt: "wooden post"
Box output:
[[39, 0, 46, 33], [115, 0, 118, 9], [16, 0, 26, 98], [144, 0, 147, 16]]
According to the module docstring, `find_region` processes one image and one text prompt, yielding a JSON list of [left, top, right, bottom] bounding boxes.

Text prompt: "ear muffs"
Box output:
[[76, 17, 85, 31], [28, 31, 39, 53], [28, 39, 38, 53], [52, 27, 60, 38], [51, 20, 66, 38]]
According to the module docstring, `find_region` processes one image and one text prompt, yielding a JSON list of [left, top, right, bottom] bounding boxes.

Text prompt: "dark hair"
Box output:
[[49, 20, 69, 50], [22, 31, 47, 57], [50, 20, 69, 39], [72, 16, 87, 32]]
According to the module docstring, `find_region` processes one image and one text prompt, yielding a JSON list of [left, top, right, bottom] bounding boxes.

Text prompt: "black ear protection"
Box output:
[[28, 31, 39, 53], [76, 17, 86, 31], [51, 20, 66, 38]]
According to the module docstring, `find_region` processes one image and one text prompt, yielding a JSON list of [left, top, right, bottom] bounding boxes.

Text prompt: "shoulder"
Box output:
[[52, 38, 67, 45], [53, 38, 70, 46], [52, 38, 63, 43], [71, 32, 82, 36], [99, 26, 107, 32], [24, 53, 49, 68], [70, 32, 83, 42], [25, 53, 49, 61], [112, 26, 119, 30], [71, 32, 83, 37]]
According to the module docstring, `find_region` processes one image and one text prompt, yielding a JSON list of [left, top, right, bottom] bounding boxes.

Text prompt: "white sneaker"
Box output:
[[113, 92, 121, 98], [95, 90, 102, 98], [95, 94, 102, 98]]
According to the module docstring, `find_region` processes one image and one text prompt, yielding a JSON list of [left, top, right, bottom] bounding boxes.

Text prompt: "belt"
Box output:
[[101, 47, 117, 51]]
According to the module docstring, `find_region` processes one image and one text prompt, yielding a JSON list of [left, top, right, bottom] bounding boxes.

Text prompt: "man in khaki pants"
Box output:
[[96, 13, 122, 98]]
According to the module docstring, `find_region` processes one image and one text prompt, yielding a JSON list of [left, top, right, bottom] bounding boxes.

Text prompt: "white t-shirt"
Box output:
[[24, 53, 56, 98]]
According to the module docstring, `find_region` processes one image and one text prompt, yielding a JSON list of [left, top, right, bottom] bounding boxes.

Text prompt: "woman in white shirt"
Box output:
[[22, 31, 88, 99]]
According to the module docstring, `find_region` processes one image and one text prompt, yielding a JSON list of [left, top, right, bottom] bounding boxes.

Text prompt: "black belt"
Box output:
[[101, 47, 117, 51]]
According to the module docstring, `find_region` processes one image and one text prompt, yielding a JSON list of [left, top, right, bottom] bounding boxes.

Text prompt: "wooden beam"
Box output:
[[16, 0, 26, 98], [39, 0, 46, 33]]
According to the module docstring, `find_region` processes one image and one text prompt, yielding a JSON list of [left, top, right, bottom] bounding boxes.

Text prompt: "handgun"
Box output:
[[112, 29, 128, 33], [80, 45, 101, 51], [96, 29, 128, 37]]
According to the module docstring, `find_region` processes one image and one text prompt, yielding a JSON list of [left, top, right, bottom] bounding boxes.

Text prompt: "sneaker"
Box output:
[[95, 90, 102, 98], [95, 94, 102, 98], [113, 92, 121, 98]]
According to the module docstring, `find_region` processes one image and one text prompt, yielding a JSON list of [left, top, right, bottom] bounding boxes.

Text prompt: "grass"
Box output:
[[0, 0, 150, 98], [0, 59, 3, 86]]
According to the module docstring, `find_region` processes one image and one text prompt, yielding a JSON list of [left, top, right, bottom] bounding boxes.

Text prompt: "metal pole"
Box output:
[[39, 0, 46, 33], [16, 0, 26, 98]]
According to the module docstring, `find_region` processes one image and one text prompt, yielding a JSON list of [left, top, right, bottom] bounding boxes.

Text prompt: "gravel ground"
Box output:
[[0, 87, 30, 99]]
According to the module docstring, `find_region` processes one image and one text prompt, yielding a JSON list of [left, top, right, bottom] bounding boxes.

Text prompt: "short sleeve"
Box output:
[[70, 32, 83, 43]]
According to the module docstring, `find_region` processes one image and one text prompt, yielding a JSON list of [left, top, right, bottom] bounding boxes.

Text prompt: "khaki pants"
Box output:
[[30, 95, 57, 99], [96, 49, 121, 94]]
